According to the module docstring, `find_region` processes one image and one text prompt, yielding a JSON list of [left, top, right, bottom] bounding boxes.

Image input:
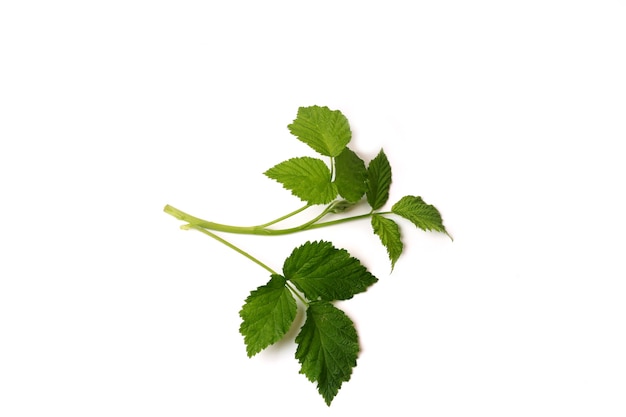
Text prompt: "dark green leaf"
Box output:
[[239, 274, 297, 357], [295, 301, 359, 406], [371, 214, 403, 270], [366, 149, 392, 210], [391, 195, 450, 236], [264, 157, 337, 204], [283, 241, 378, 301], [287, 106, 351, 157], [334, 147, 367, 203]]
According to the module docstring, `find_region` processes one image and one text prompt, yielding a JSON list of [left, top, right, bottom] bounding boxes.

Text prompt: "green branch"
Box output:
[[165, 105, 451, 406], [165, 203, 385, 236], [184, 224, 278, 275]]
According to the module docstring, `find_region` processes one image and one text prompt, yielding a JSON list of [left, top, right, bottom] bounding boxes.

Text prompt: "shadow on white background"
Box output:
[[1, 1, 625, 415]]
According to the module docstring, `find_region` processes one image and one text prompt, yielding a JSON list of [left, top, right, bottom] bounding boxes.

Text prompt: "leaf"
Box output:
[[283, 241, 378, 301], [239, 274, 297, 357], [295, 301, 359, 406], [287, 106, 352, 157], [264, 157, 337, 204], [334, 147, 367, 203], [391, 195, 450, 236], [366, 149, 392, 210], [371, 214, 403, 270], [328, 199, 356, 214]]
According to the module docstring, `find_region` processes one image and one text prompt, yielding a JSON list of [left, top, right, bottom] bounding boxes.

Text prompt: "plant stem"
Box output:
[[304, 211, 392, 230], [183, 223, 309, 306], [257, 204, 311, 228], [165, 204, 389, 236], [184, 224, 279, 275], [165, 203, 336, 236], [286, 282, 308, 305], [165, 204, 319, 235], [165, 205, 260, 233]]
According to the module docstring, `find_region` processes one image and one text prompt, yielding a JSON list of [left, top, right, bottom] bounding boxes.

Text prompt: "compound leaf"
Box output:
[[283, 240, 378, 301], [334, 147, 367, 203], [371, 214, 403, 270], [295, 301, 359, 406], [366, 149, 392, 210], [288, 106, 351, 157], [264, 157, 337, 204], [239, 274, 297, 357], [392, 195, 450, 236]]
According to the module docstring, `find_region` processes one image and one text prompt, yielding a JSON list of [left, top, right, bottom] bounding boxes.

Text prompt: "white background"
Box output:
[[1, 1, 625, 415]]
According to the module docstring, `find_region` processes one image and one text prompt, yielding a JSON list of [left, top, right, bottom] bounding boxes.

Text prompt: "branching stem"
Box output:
[[164, 203, 387, 236], [305, 211, 392, 230], [184, 224, 279, 275], [183, 224, 309, 306], [257, 204, 311, 228]]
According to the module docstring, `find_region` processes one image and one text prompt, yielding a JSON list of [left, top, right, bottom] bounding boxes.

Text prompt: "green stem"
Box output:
[[257, 204, 311, 228], [164, 203, 336, 236], [165, 205, 271, 235], [305, 211, 392, 230], [285, 282, 308, 306], [184, 224, 278, 275], [165, 204, 386, 236], [183, 223, 309, 306]]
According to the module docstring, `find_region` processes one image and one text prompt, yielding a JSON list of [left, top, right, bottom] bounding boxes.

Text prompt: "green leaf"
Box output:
[[366, 149, 392, 210], [334, 147, 367, 203], [287, 106, 352, 157], [295, 301, 359, 406], [371, 214, 403, 270], [283, 240, 378, 301], [239, 274, 297, 357], [328, 199, 356, 214], [264, 157, 337, 204], [391, 195, 450, 236]]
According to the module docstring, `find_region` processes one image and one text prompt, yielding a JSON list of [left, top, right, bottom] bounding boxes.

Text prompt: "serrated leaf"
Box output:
[[391, 195, 450, 236], [334, 147, 367, 203], [239, 274, 297, 357], [295, 301, 359, 406], [371, 214, 403, 270], [366, 149, 392, 210], [287, 106, 352, 157], [264, 157, 337, 204], [283, 241, 378, 301]]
